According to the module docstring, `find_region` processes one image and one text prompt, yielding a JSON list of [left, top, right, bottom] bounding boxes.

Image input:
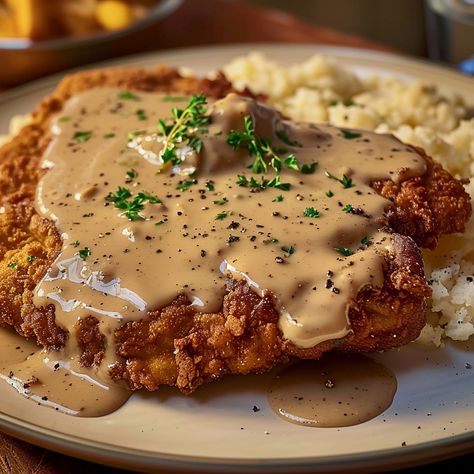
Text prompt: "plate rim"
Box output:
[[0, 42, 473, 472], [1, 410, 473, 474]]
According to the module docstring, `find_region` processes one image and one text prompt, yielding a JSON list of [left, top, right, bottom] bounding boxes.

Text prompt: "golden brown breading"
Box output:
[[373, 147, 472, 250], [0, 66, 471, 394]]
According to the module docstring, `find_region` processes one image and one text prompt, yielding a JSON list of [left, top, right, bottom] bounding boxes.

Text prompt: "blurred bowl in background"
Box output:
[[0, 0, 183, 87]]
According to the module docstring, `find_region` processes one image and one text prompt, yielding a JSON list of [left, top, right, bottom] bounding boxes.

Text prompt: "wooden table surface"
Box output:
[[0, 0, 472, 473]]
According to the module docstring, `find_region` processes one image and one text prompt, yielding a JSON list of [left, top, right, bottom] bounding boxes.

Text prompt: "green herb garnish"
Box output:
[[325, 171, 355, 189], [335, 246, 354, 257], [136, 109, 148, 121], [326, 190, 334, 198], [227, 116, 292, 190], [263, 238, 279, 244], [158, 95, 209, 166], [303, 207, 320, 218], [216, 211, 230, 220], [361, 236, 370, 245], [78, 248, 92, 260], [284, 155, 300, 171], [205, 181, 215, 191], [342, 204, 353, 213], [104, 132, 116, 139], [7, 262, 18, 270], [341, 129, 362, 140], [118, 91, 140, 101], [176, 179, 197, 192], [125, 169, 138, 183], [59, 116, 71, 123], [105, 187, 161, 221], [301, 162, 318, 174], [273, 195, 284, 202], [282, 245, 295, 257], [73, 131, 92, 143], [27, 255, 36, 263], [213, 198, 228, 205], [72, 240, 80, 248], [228, 116, 298, 175]]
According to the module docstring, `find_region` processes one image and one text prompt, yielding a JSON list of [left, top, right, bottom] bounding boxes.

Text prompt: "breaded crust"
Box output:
[[0, 66, 471, 393]]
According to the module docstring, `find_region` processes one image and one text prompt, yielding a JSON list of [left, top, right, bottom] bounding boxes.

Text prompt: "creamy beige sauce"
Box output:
[[268, 354, 397, 427], [0, 327, 130, 416], [1, 88, 426, 416]]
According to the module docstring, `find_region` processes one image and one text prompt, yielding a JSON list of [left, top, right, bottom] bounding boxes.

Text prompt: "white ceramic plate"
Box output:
[[0, 44, 473, 473]]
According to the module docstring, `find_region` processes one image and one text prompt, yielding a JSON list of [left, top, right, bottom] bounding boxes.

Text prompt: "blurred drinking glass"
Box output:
[[426, 0, 474, 73]]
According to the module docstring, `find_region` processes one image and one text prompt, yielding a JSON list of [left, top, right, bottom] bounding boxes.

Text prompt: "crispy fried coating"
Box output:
[[373, 147, 472, 249], [111, 282, 285, 392], [0, 66, 471, 394]]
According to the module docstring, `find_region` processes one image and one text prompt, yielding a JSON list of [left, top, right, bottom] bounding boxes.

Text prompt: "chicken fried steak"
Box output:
[[0, 66, 471, 400]]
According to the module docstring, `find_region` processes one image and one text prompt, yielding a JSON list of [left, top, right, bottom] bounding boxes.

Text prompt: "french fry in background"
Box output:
[[58, 0, 100, 36], [0, 0, 155, 40], [96, 1, 135, 31], [5, 0, 54, 39]]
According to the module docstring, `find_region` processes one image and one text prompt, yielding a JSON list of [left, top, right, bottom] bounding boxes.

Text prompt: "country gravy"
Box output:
[[0, 89, 426, 419]]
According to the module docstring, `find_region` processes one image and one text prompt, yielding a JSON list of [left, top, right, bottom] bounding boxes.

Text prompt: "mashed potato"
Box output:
[[224, 52, 474, 344]]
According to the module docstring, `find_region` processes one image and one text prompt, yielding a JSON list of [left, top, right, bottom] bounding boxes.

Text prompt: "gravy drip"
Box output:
[[0, 327, 129, 416], [268, 354, 397, 427], [1, 89, 425, 416]]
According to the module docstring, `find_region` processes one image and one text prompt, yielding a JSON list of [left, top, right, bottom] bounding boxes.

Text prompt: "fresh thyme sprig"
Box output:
[[227, 116, 319, 191], [158, 95, 209, 166], [227, 116, 297, 176], [105, 186, 161, 221], [325, 171, 355, 189]]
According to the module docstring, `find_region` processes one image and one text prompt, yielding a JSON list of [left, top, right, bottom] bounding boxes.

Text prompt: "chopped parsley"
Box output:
[[301, 162, 318, 174], [303, 207, 320, 218], [105, 187, 161, 221], [205, 181, 215, 191], [216, 211, 230, 220], [341, 129, 362, 140], [326, 190, 334, 198], [325, 171, 355, 189], [125, 169, 138, 183], [157, 95, 209, 166], [284, 155, 299, 171], [342, 203, 353, 213], [71, 240, 80, 248], [7, 262, 18, 270], [335, 246, 354, 257], [236, 174, 290, 191], [273, 195, 284, 202], [73, 131, 92, 143], [213, 198, 228, 205], [27, 255, 36, 263], [263, 238, 279, 244], [78, 248, 92, 260], [118, 91, 140, 101], [361, 236, 370, 246], [136, 109, 148, 121], [176, 179, 197, 192], [281, 245, 295, 257]]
